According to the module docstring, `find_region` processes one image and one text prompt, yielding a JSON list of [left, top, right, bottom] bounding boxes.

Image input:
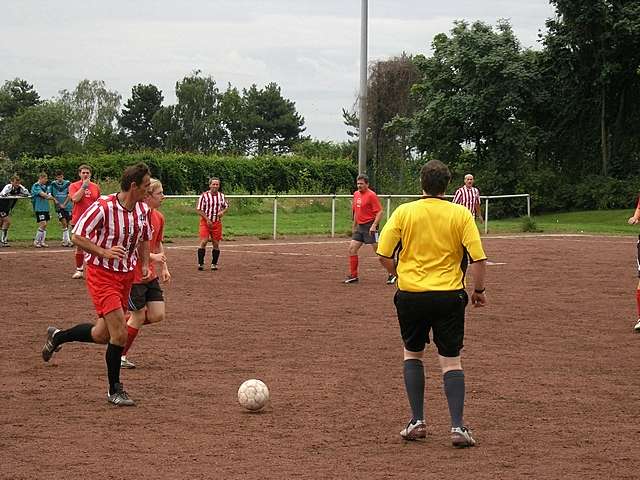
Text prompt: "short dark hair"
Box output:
[[121, 163, 150, 191], [420, 160, 451, 196], [38, 172, 48, 179], [356, 174, 369, 183], [78, 164, 92, 173], [10, 174, 20, 182], [209, 177, 220, 184], [55, 170, 64, 177]]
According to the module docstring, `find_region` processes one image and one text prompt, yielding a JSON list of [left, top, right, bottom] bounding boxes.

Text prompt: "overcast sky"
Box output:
[[1, 1, 555, 141]]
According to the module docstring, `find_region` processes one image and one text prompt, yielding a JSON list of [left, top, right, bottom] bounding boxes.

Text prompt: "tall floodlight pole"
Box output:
[[358, 0, 368, 175]]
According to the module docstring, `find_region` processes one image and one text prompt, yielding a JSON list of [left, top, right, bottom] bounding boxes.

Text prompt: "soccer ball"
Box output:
[[237, 379, 269, 411]]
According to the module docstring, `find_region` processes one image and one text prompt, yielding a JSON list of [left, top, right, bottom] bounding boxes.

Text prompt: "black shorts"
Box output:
[[352, 221, 378, 244], [394, 289, 468, 357], [35, 211, 50, 222], [128, 278, 164, 311], [57, 209, 72, 222]]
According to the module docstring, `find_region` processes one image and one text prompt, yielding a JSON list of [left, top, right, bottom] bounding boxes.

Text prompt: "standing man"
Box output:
[[121, 178, 171, 369], [452, 174, 483, 223], [31, 172, 53, 248], [69, 165, 101, 278], [41, 163, 152, 406], [627, 198, 640, 332], [0, 175, 30, 247], [49, 170, 73, 247], [344, 174, 388, 284], [377, 160, 487, 447], [196, 177, 229, 271]]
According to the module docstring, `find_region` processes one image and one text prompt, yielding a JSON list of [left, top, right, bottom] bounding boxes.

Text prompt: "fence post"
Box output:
[[527, 195, 531, 217], [273, 196, 278, 240], [331, 196, 336, 238], [484, 198, 489, 235], [386, 196, 391, 222]]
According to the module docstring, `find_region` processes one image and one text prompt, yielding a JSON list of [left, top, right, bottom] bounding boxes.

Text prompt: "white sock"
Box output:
[[62, 228, 69, 243], [35, 229, 44, 243], [42, 229, 47, 243], [1, 229, 6, 243]]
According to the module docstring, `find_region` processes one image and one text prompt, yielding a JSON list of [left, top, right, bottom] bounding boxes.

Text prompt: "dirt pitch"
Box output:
[[1, 234, 640, 480]]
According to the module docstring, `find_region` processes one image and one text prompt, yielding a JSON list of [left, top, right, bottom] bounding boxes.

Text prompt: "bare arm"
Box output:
[[469, 259, 487, 307], [378, 256, 396, 276], [137, 240, 151, 281], [628, 206, 640, 224], [70, 182, 90, 203], [371, 209, 384, 233]]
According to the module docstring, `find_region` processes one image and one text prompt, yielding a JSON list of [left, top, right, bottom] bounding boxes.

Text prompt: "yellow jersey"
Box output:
[[377, 197, 486, 292]]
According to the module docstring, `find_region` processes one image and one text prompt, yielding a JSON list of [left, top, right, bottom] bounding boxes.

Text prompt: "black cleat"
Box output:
[[42, 326, 61, 362], [107, 383, 136, 406], [343, 276, 359, 284], [386, 274, 397, 285], [198, 264, 204, 271]]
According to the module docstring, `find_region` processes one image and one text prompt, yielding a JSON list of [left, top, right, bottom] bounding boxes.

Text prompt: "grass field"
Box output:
[[3, 196, 638, 243]]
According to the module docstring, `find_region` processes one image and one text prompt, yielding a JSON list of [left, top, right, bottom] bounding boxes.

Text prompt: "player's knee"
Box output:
[[147, 312, 165, 324], [92, 328, 110, 344]]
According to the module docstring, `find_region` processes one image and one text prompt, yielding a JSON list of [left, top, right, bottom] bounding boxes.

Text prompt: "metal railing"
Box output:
[[169, 193, 531, 239]]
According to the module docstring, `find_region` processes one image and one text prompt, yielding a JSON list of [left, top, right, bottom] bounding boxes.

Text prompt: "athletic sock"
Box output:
[[197, 248, 205, 265], [403, 359, 425, 422], [1, 228, 7, 243], [106, 343, 124, 395], [636, 289, 640, 317], [75, 252, 84, 269], [35, 228, 45, 244], [42, 229, 47, 243], [54, 323, 94, 346], [62, 228, 69, 244], [349, 255, 359, 278], [122, 325, 139, 356], [443, 369, 465, 428], [212, 248, 220, 265]]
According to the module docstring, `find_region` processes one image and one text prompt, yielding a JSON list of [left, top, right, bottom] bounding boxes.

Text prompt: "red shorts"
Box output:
[[85, 264, 135, 317], [199, 218, 223, 241]]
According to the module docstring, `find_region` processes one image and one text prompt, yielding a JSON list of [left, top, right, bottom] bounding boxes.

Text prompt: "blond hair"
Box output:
[[148, 178, 163, 194]]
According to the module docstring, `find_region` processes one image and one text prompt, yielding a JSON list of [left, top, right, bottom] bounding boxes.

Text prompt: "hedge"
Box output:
[[1, 152, 358, 195]]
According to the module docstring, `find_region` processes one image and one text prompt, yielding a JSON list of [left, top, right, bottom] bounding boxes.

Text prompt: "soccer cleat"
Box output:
[[386, 274, 397, 285], [34, 241, 42, 248], [42, 326, 62, 362], [71, 270, 83, 279], [198, 264, 204, 271], [634, 319, 640, 332], [40, 242, 49, 248], [451, 426, 476, 448], [107, 383, 136, 406], [400, 419, 427, 440], [211, 264, 218, 271], [343, 276, 359, 284], [120, 356, 136, 369]]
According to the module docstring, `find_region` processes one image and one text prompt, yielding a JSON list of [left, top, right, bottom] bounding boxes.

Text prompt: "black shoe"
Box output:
[[343, 276, 359, 284], [198, 264, 204, 271], [386, 274, 397, 285], [211, 264, 218, 271], [42, 326, 61, 362]]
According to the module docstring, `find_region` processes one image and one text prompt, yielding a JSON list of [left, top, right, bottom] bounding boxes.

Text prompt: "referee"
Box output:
[[377, 160, 487, 447]]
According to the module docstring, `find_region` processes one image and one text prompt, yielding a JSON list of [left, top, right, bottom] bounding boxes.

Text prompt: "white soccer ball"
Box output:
[[237, 379, 269, 411]]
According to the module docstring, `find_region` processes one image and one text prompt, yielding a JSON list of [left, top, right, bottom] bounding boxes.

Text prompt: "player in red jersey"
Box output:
[[627, 196, 640, 332], [452, 174, 483, 223], [344, 174, 387, 284], [41, 163, 152, 406], [68, 164, 101, 279], [120, 178, 171, 369], [196, 177, 229, 271]]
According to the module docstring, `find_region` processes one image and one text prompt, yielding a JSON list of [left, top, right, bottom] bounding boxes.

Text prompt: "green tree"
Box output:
[[0, 78, 41, 120], [243, 82, 305, 155], [219, 85, 249, 154], [59, 79, 121, 147], [119, 83, 164, 149]]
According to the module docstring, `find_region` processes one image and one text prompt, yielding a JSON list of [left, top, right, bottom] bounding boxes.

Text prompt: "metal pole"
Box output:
[[527, 195, 531, 217], [358, 0, 368, 175], [331, 196, 336, 238], [484, 198, 489, 235], [273, 197, 278, 240]]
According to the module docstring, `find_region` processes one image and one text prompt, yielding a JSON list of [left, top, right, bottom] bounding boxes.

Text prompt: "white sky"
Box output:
[[0, 0, 555, 141]]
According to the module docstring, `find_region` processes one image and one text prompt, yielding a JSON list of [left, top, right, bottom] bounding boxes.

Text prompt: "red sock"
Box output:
[[349, 255, 359, 278], [123, 325, 139, 356], [75, 252, 84, 269], [636, 289, 640, 317]]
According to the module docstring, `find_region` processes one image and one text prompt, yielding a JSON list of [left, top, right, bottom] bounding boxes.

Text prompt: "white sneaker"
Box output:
[[34, 241, 42, 248], [451, 426, 476, 448], [71, 270, 84, 279], [121, 356, 136, 369], [634, 319, 640, 332]]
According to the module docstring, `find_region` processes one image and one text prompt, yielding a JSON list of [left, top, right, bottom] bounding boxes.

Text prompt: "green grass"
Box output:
[[3, 196, 637, 244]]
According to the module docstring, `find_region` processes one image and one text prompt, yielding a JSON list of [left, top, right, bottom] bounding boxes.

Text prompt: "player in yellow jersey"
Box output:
[[377, 160, 487, 448]]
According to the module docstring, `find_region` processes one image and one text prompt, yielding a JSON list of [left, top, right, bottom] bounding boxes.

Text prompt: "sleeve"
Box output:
[[453, 188, 462, 204], [0, 185, 9, 196], [197, 194, 204, 211], [141, 206, 152, 241], [222, 193, 229, 209], [158, 214, 165, 243], [95, 184, 101, 197], [20, 185, 30, 196], [371, 193, 382, 214], [461, 212, 487, 262], [69, 182, 79, 199], [47, 184, 53, 195], [376, 208, 402, 258], [72, 201, 104, 238]]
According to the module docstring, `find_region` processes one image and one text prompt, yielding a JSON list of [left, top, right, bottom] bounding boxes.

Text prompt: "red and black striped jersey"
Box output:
[[197, 191, 228, 221], [452, 186, 480, 216]]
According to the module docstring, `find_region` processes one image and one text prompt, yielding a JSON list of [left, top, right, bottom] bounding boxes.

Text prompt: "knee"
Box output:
[[439, 355, 462, 374], [147, 312, 165, 324], [403, 348, 424, 361], [110, 330, 127, 346], [92, 328, 110, 344]]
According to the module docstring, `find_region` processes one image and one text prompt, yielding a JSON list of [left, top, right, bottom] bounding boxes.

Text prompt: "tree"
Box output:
[[0, 78, 41, 120], [219, 85, 249, 154], [59, 79, 121, 146], [243, 82, 305, 155], [1, 100, 78, 159], [119, 84, 164, 149]]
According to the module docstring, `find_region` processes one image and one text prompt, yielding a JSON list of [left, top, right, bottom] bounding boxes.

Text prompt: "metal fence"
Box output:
[[168, 193, 531, 239]]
